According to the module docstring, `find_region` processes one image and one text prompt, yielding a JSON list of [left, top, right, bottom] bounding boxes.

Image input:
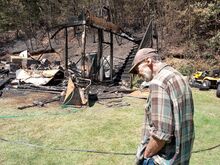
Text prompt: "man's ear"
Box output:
[[144, 58, 152, 66]]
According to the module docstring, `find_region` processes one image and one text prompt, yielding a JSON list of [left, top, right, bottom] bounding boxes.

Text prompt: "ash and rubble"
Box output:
[[0, 34, 139, 109], [0, 12, 154, 109]]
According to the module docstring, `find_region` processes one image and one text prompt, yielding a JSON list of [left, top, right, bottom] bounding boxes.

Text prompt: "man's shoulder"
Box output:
[[151, 66, 179, 88]]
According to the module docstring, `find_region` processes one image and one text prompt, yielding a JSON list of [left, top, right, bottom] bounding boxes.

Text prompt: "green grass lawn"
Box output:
[[0, 89, 219, 165]]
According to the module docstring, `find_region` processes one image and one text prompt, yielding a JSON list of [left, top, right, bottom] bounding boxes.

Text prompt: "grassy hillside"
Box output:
[[0, 89, 219, 164]]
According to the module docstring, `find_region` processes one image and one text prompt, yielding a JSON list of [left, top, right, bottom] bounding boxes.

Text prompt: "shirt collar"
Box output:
[[157, 63, 169, 74]]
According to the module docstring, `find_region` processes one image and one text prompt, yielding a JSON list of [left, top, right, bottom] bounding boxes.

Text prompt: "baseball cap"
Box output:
[[129, 48, 158, 74]]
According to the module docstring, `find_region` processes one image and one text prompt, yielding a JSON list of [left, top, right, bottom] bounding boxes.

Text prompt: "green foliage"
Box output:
[[0, 0, 219, 56], [189, 1, 220, 55], [192, 1, 219, 36], [207, 31, 220, 53], [178, 64, 195, 76]]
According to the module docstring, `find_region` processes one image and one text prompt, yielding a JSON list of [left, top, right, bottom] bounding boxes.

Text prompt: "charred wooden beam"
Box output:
[[86, 11, 122, 33], [15, 84, 64, 93], [86, 11, 138, 43], [106, 101, 130, 108], [50, 12, 86, 39], [102, 41, 111, 45], [9, 87, 61, 94], [12, 48, 55, 56], [97, 93, 123, 100], [138, 19, 153, 50], [17, 95, 61, 110]]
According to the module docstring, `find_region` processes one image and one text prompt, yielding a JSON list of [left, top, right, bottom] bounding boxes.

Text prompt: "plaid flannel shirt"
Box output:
[[144, 64, 194, 165]]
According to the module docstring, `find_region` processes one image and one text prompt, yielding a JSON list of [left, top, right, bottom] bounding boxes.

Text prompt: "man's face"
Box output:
[[136, 61, 153, 82]]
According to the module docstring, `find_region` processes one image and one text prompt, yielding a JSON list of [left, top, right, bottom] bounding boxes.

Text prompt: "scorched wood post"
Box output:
[[81, 25, 86, 77], [64, 27, 68, 76], [110, 32, 113, 81], [98, 29, 104, 81]]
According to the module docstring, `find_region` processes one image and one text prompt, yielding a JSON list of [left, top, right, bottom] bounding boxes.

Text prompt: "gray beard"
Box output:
[[142, 72, 152, 82]]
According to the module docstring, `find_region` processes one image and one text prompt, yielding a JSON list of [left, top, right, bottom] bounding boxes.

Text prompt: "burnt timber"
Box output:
[[50, 10, 140, 82], [50, 10, 157, 87], [114, 19, 157, 87]]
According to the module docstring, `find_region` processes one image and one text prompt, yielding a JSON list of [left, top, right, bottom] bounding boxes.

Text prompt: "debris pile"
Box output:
[[0, 48, 146, 110], [0, 11, 156, 109]]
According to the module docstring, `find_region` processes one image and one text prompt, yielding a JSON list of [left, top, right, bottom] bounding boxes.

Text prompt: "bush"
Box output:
[[208, 32, 220, 53], [178, 64, 195, 76]]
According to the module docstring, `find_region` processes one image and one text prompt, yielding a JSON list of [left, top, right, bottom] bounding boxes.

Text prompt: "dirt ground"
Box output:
[[1, 89, 60, 108]]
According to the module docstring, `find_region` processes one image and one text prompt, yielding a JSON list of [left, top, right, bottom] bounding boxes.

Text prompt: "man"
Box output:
[[129, 48, 194, 165]]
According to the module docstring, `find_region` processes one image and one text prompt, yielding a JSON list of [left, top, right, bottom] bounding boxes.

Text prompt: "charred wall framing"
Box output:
[[51, 10, 137, 82]]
